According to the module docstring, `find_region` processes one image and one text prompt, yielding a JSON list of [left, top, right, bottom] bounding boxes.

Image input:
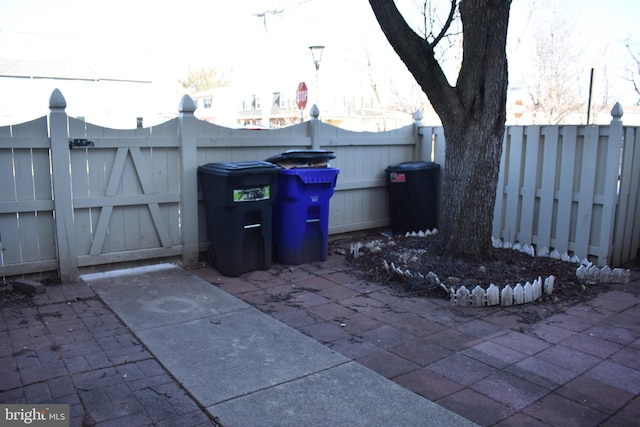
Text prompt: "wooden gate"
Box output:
[[68, 117, 183, 268]]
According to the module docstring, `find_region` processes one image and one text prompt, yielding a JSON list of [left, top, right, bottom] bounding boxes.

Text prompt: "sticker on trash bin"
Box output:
[[390, 172, 406, 183], [233, 186, 270, 202]]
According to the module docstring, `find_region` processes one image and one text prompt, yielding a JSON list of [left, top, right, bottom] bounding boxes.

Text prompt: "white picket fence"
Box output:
[[0, 91, 638, 282], [514, 105, 638, 267], [421, 103, 640, 268]]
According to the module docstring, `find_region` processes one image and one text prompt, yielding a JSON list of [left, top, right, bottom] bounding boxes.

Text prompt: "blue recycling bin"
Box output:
[[272, 168, 339, 265]]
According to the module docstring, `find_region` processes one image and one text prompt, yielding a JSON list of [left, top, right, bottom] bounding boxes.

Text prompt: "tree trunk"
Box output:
[[369, 0, 511, 261], [438, 115, 504, 260]]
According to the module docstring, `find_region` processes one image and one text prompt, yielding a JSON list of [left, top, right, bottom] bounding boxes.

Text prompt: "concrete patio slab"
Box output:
[[209, 361, 477, 427], [134, 309, 349, 407], [83, 264, 249, 330], [82, 264, 478, 426]]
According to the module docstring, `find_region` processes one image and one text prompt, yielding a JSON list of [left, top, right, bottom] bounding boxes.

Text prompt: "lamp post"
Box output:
[[309, 45, 324, 105]]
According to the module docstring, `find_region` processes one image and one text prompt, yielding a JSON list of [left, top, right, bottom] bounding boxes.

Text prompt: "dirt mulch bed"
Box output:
[[343, 235, 614, 310]]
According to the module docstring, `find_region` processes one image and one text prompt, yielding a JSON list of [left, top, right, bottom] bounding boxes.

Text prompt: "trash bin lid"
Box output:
[[198, 161, 281, 176], [266, 150, 335, 168], [386, 161, 439, 172]]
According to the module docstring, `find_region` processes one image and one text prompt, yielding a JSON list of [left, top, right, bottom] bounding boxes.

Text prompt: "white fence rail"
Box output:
[[0, 91, 638, 281]]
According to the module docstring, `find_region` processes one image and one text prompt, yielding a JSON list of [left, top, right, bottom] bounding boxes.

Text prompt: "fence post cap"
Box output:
[[413, 109, 423, 126], [179, 94, 196, 114], [49, 88, 66, 110], [611, 102, 624, 120], [310, 104, 320, 119]]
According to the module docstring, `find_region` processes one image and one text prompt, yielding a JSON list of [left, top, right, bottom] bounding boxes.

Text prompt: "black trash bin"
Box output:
[[198, 161, 281, 277], [386, 161, 440, 235]]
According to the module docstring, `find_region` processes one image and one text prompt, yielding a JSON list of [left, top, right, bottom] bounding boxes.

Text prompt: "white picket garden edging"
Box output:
[[351, 231, 633, 307]]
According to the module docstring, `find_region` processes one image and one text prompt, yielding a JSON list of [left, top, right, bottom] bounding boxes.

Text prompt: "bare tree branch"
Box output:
[[179, 66, 232, 93], [528, 6, 586, 124], [429, 0, 457, 49], [368, 0, 458, 122], [626, 43, 640, 97]]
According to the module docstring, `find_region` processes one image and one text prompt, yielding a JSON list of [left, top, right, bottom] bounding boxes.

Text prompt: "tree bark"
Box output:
[[369, 0, 511, 260]]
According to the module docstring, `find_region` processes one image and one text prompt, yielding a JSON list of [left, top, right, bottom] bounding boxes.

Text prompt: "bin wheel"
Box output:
[[208, 246, 217, 268]]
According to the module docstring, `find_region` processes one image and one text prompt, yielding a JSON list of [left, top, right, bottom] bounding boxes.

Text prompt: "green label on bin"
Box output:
[[233, 186, 270, 202]]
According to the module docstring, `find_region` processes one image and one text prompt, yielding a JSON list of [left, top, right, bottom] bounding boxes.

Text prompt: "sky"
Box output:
[[0, 0, 638, 126], [0, 0, 386, 85]]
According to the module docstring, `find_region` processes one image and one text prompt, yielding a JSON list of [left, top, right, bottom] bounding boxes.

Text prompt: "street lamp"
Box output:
[[309, 45, 324, 71], [309, 45, 324, 105]]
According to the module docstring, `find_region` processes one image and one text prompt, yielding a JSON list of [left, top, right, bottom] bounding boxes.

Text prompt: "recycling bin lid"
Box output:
[[266, 150, 335, 169], [386, 161, 439, 172], [199, 161, 281, 176]]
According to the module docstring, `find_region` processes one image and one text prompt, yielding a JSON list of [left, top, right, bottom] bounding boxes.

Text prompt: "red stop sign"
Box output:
[[296, 82, 308, 110]]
